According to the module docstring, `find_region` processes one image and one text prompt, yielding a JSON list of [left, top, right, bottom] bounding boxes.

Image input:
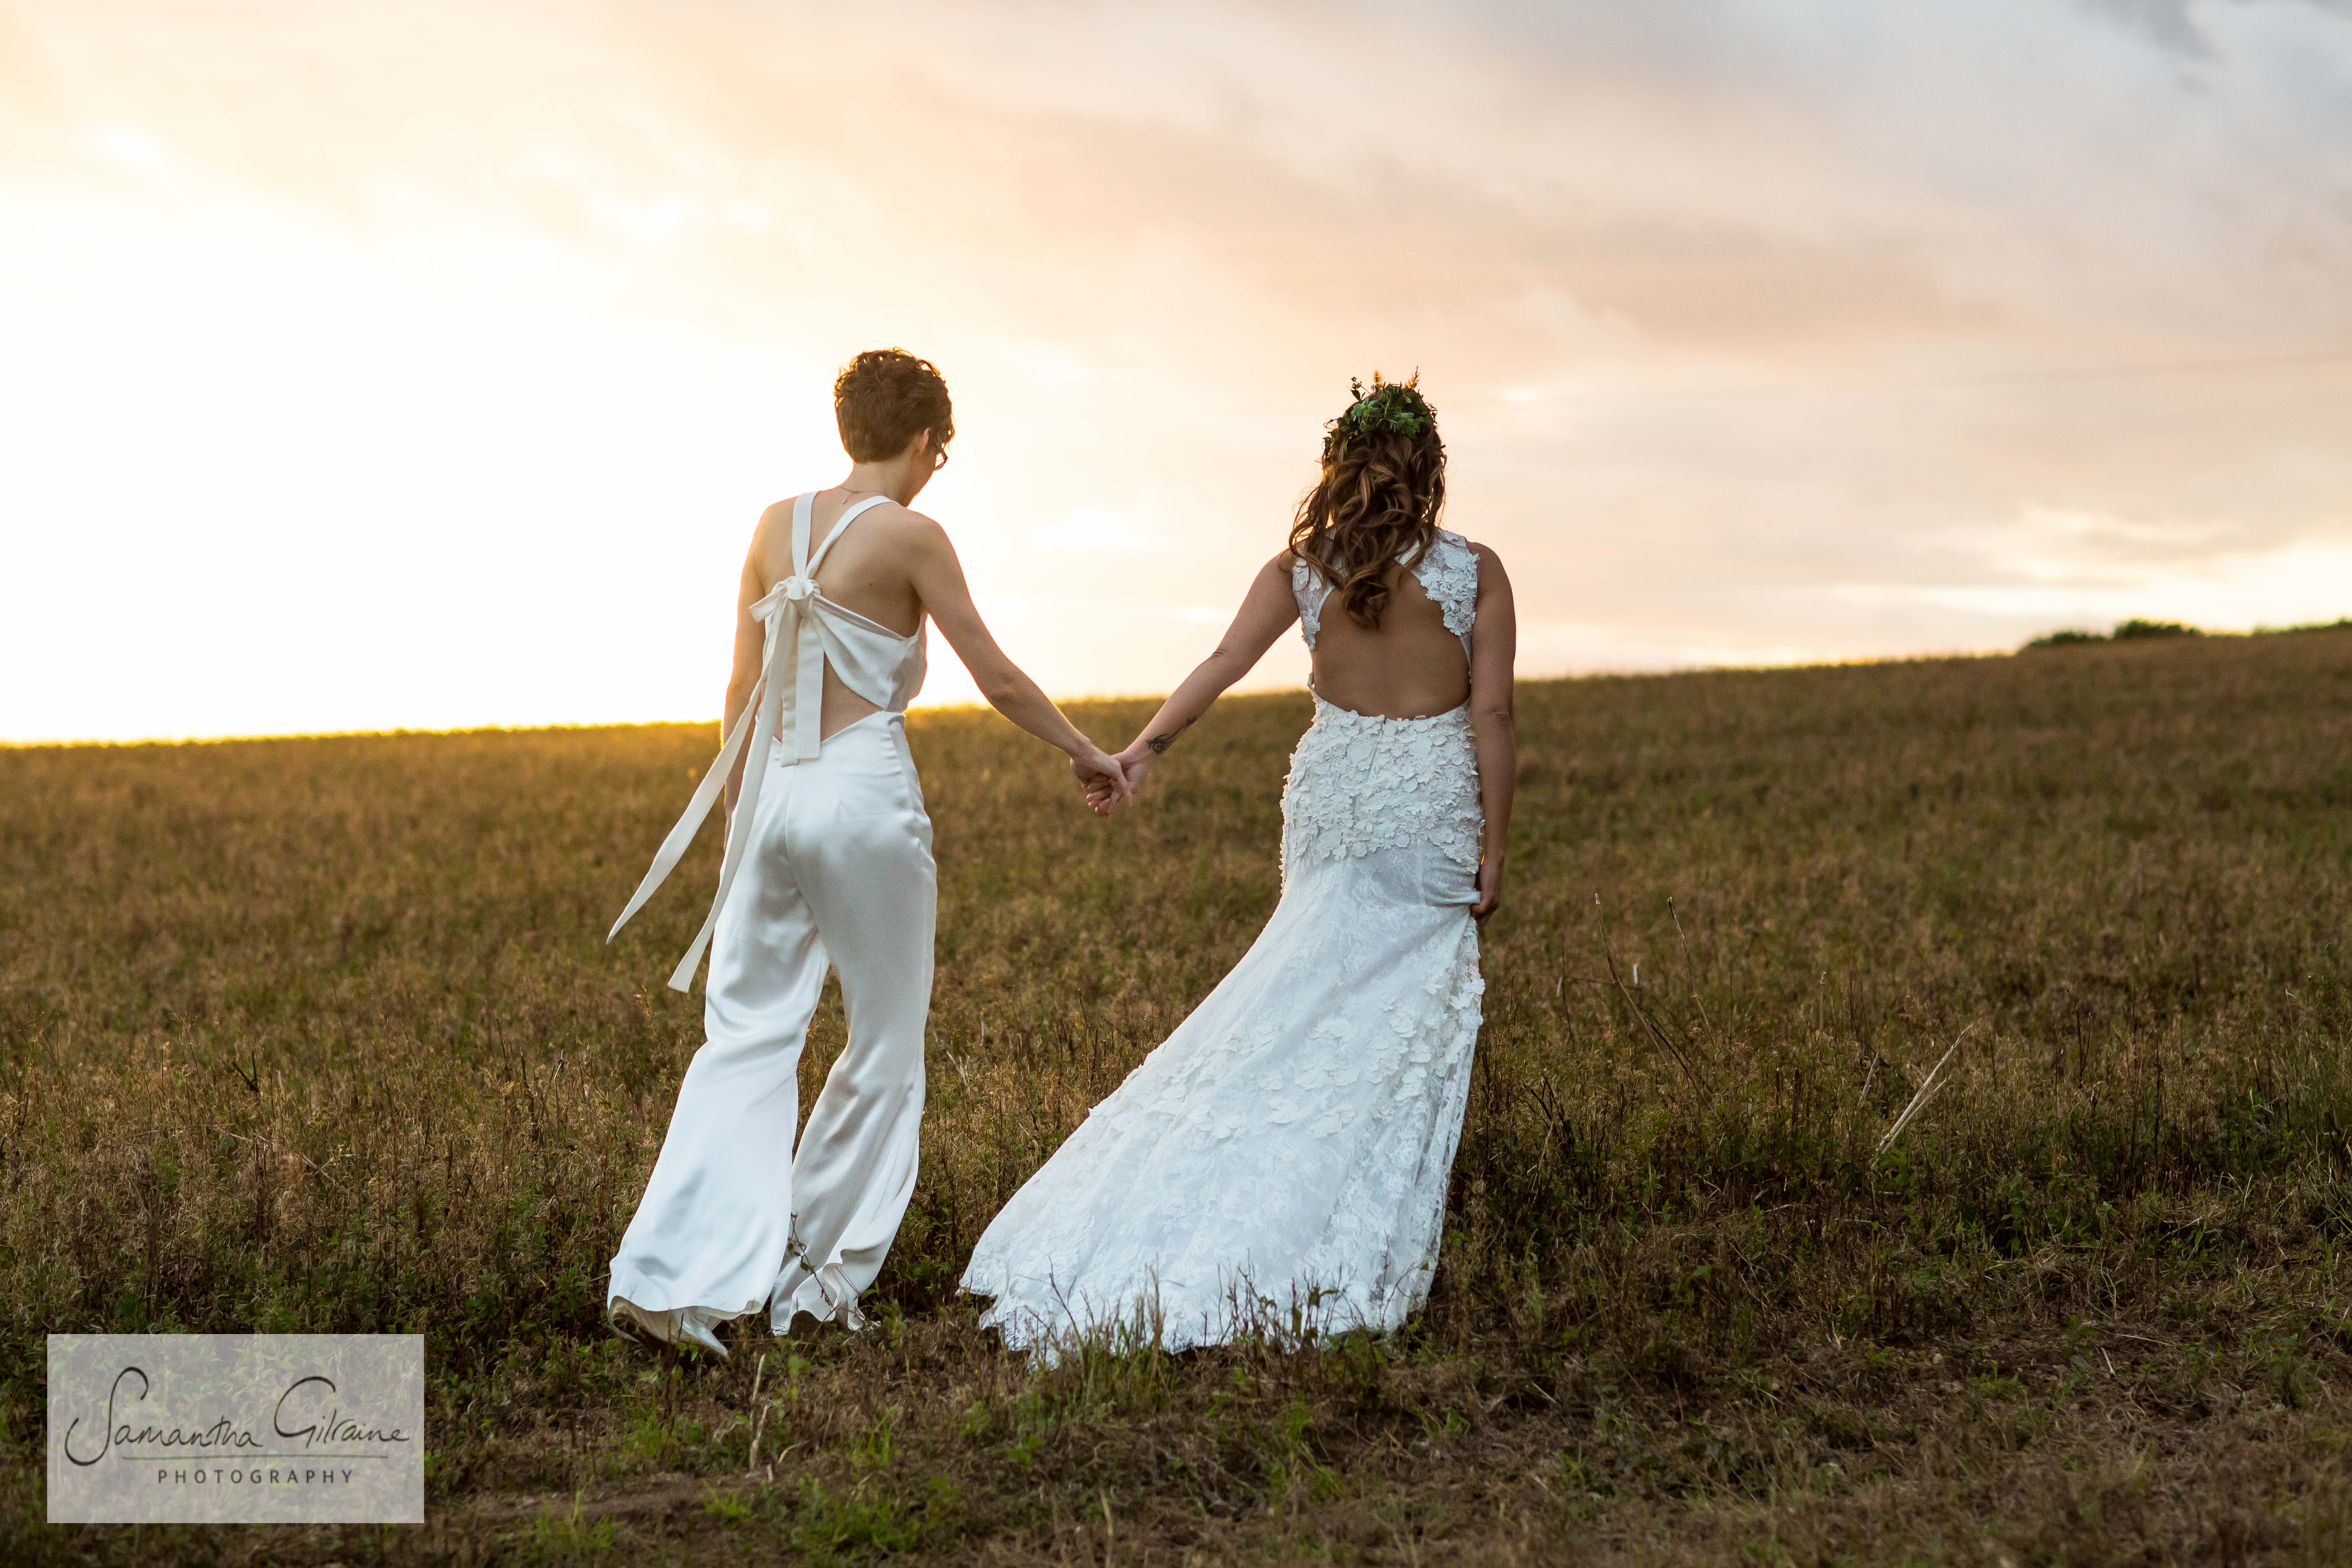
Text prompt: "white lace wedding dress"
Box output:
[[960, 530, 1486, 1355]]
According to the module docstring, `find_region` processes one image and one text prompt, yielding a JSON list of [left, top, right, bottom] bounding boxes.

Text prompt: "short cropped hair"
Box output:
[[833, 348, 954, 463]]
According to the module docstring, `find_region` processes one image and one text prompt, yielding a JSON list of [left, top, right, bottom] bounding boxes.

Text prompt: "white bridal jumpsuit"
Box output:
[[606, 493, 935, 1340]]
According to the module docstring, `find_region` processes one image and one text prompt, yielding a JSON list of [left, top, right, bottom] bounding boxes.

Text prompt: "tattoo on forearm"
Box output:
[[1145, 718, 1194, 755]]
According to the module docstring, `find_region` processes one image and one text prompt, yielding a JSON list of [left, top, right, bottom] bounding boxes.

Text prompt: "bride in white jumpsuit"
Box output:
[[604, 361, 1129, 1356]]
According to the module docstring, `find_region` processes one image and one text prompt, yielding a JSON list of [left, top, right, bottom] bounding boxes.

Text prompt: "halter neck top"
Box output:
[[609, 492, 928, 990]]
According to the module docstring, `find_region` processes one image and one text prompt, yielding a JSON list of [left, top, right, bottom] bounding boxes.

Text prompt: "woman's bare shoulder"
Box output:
[[755, 495, 951, 550], [874, 502, 955, 556], [1463, 538, 1508, 575]]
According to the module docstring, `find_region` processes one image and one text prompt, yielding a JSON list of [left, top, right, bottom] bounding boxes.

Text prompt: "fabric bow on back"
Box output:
[[607, 492, 899, 991]]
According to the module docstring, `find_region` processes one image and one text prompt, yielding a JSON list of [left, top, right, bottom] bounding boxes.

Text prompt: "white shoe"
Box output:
[[804, 1263, 870, 1332], [608, 1296, 677, 1347], [609, 1297, 731, 1359], [676, 1306, 730, 1358]]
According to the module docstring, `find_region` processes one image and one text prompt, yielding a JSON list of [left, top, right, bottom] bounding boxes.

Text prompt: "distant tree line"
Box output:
[[2024, 616, 2351, 651]]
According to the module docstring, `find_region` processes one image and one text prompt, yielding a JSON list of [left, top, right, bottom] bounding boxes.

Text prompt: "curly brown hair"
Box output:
[[833, 348, 954, 463], [1287, 372, 1446, 630]]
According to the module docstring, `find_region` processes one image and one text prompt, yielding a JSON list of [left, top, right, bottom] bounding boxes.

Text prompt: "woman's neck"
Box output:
[[840, 456, 924, 507]]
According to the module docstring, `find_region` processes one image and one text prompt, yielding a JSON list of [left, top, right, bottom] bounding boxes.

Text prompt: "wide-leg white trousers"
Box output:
[[606, 710, 936, 1333]]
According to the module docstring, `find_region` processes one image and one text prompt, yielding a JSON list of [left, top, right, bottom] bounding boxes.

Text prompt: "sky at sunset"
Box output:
[[4, 0, 2350, 742]]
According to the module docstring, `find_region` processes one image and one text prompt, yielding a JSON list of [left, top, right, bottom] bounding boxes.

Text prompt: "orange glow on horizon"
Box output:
[[3, 2, 2348, 742]]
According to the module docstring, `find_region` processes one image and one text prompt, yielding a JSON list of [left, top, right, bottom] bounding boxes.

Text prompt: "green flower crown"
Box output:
[[1332, 372, 1437, 445]]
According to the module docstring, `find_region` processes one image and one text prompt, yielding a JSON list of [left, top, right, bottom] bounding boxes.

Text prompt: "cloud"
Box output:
[[1833, 534, 2352, 634], [1, 0, 2348, 738]]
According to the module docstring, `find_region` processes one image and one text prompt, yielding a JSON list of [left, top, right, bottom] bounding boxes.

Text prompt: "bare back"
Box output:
[[1292, 530, 1486, 722], [746, 490, 927, 739], [1307, 565, 1472, 720]]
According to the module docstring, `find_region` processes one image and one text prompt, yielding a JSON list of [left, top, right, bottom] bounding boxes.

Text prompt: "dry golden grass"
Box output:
[[4, 628, 2351, 1564]]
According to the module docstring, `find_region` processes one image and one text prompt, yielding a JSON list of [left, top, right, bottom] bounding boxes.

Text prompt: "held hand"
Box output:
[[1118, 744, 1158, 794], [1090, 744, 1157, 812], [1069, 744, 1134, 816], [1080, 744, 1156, 816], [1472, 857, 1504, 922]]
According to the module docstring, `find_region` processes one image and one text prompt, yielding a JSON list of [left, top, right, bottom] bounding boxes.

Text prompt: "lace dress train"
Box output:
[[961, 695, 1486, 1354], [963, 526, 1488, 1355]]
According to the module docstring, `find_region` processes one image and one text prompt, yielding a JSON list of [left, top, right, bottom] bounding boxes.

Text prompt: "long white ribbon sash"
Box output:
[[607, 493, 891, 991]]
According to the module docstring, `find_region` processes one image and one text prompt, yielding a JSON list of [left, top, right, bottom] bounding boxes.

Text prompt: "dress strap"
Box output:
[[1402, 531, 1477, 663], [1291, 555, 1331, 649], [805, 493, 891, 577], [789, 490, 815, 577]]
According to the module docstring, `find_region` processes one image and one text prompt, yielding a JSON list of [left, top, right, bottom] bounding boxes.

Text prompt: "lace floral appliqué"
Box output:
[[1281, 703, 1482, 876], [1410, 530, 1478, 650], [961, 693, 1488, 1359], [960, 526, 1488, 1358], [1292, 528, 1478, 655]]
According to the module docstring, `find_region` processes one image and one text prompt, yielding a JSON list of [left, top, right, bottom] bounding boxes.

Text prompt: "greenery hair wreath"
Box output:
[[1330, 370, 1437, 448]]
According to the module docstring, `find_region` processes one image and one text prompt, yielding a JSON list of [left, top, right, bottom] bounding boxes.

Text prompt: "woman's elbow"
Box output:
[[1196, 647, 1256, 693]]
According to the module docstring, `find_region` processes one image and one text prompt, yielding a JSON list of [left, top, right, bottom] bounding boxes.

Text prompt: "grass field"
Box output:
[[5, 628, 2351, 1565]]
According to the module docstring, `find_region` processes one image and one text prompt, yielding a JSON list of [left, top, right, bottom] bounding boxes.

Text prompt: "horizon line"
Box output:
[[19, 626, 2347, 749]]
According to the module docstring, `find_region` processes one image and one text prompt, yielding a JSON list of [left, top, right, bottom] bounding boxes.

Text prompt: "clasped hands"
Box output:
[[1069, 739, 1158, 818]]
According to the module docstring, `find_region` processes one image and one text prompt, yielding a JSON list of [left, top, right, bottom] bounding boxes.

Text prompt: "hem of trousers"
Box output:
[[605, 1263, 769, 1325], [603, 1262, 874, 1335], [770, 1258, 871, 1332]]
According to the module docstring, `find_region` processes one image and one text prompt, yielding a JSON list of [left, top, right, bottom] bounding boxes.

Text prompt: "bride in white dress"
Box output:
[[961, 374, 1518, 1354]]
